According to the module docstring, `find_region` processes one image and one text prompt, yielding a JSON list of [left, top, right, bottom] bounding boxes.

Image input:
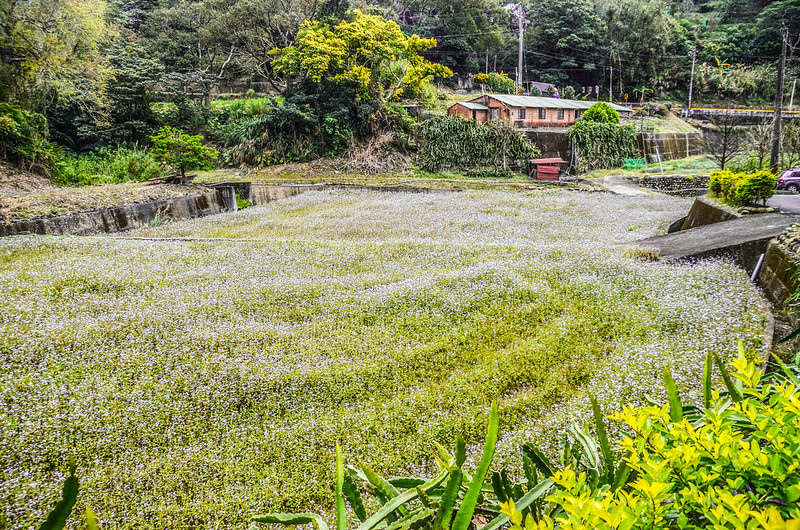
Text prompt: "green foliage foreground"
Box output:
[[253, 350, 800, 530]]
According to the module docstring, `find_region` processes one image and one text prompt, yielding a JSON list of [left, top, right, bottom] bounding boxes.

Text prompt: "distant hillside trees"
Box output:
[[0, 0, 116, 114]]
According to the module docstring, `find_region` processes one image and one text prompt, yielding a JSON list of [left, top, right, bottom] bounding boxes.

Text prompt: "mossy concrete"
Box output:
[[0, 189, 227, 237]]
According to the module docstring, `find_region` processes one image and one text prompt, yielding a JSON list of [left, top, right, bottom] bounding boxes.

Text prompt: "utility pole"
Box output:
[[609, 65, 613, 102], [790, 78, 797, 112], [504, 3, 525, 90], [688, 44, 697, 114], [771, 26, 788, 171]]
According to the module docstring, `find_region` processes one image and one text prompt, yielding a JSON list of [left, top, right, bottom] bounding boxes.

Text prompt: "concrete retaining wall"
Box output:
[[523, 130, 571, 161], [672, 196, 739, 232], [251, 184, 326, 205], [637, 132, 705, 163], [0, 189, 226, 237], [523, 130, 705, 170], [758, 226, 800, 325]]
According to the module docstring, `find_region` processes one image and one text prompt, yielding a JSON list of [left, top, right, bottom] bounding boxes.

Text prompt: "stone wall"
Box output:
[[636, 174, 710, 196], [0, 189, 226, 237], [758, 225, 800, 326]]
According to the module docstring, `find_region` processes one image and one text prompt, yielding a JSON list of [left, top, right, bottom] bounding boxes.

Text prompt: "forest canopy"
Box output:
[[1, 0, 798, 174]]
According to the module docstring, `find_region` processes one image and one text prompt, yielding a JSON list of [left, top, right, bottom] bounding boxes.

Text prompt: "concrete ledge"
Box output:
[[251, 184, 326, 205], [0, 189, 226, 237], [678, 196, 739, 231], [635, 213, 799, 275]]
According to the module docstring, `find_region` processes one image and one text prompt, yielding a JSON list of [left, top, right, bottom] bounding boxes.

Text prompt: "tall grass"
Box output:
[[51, 146, 166, 186]]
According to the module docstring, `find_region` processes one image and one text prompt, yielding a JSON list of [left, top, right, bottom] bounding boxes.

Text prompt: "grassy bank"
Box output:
[[0, 189, 765, 527]]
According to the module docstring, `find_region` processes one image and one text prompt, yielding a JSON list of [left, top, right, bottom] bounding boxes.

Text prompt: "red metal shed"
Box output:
[[530, 158, 567, 181]]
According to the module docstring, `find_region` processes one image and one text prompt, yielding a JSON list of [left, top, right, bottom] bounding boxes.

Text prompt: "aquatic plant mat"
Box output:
[[0, 189, 766, 527]]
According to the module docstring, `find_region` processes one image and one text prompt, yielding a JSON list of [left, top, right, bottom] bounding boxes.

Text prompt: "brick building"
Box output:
[[448, 94, 633, 129]]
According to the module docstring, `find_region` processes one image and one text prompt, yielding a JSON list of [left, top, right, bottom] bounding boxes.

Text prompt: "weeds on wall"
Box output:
[[567, 120, 638, 173], [417, 116, 539, 173]]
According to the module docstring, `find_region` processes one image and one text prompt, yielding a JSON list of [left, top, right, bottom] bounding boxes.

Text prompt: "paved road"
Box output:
[[768, 194, 800, 214]]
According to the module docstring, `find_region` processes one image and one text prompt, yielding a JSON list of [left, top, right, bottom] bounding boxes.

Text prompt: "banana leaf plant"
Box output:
[[253, 402, 555, 530]]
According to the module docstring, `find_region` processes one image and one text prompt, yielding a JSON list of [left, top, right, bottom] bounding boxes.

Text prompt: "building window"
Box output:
[[538, 108, 546, 119], [490, 108, 499, 120], [557, 109, 565, 120], [518, 108, 526, 119], [575, 110, 582, 119]]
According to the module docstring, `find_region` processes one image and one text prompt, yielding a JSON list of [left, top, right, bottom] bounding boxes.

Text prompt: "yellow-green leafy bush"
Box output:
[[545, 354, 800, 529], [709, 169, 777, 206], [736, 170, 777, 205], [708, 169, 730, 195]]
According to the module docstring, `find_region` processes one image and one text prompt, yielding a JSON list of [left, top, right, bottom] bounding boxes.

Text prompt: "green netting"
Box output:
[[622, 157, 647, 169]]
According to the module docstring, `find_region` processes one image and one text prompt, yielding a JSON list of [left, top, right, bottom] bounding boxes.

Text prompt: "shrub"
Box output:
[[580, 102, 620, 124], [736, 169, 777, 205], [546, 353, 800, 529], [212, 98, 355, 165], [709, 169, 730, 195], [0, 102, 53, 172], [567, 120, 638, 172], [487, 72, 515, 94], [709, 169, 776, 206], [417, 116, 539, 173], [149, 126, 218, 182], [50, 146, 166, 186]]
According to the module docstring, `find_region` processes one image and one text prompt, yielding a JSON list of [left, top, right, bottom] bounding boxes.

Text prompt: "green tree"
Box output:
[[526, 0, 604, 86], [271, 10, 452, 101], [391, 0, 506, 74], [0, 0, 117, 114], [149, 126, 218, 182], [581, 102, 620, 124], [487, 72, 514, 94], [597, 0, 684, 96]]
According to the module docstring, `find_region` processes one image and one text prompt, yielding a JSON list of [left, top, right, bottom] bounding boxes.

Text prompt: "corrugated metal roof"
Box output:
[[470, 94, 632, 113], [454, 102, 489, 111]]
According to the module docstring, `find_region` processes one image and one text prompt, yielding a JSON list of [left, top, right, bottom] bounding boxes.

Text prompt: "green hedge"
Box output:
[[566, 119, 638, 173], [709, 169, 776, 206], [417, 116, 539, 173]]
